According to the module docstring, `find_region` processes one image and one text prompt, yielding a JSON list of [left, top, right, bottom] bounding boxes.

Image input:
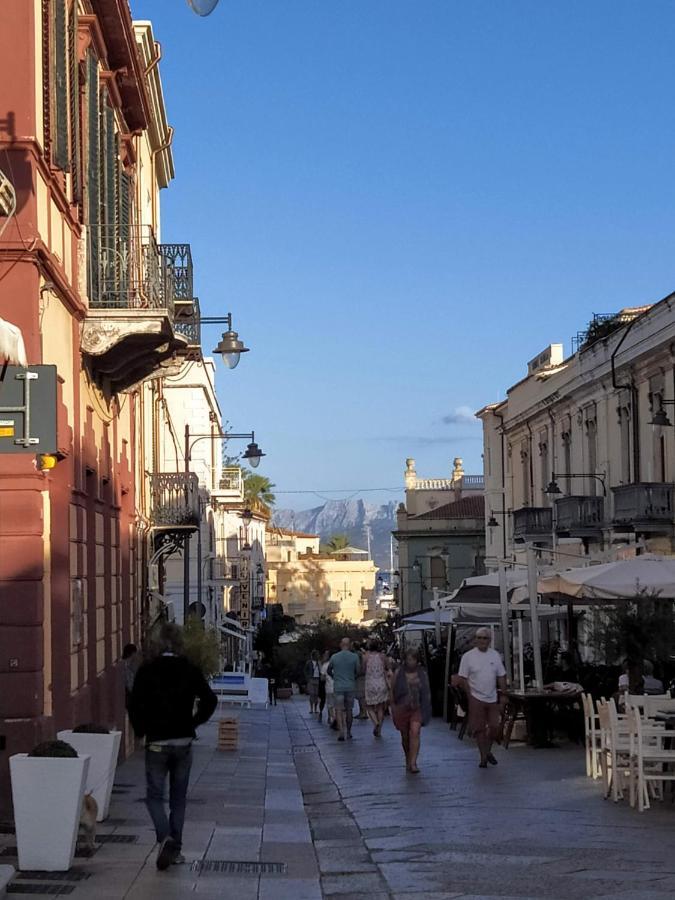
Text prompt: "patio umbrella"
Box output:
[[538, 555, 675, 600]]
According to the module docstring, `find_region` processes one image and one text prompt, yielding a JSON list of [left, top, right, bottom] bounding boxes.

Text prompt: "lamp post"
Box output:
[[544, 471, 607, 497], [181, 426, 266, 625]]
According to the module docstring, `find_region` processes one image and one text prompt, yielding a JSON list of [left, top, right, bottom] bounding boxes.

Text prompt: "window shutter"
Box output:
[[99, 100, 117, 304], [69, 2, 80, 201], [86, 51, 100, 303], [53, 0, 69, 170]]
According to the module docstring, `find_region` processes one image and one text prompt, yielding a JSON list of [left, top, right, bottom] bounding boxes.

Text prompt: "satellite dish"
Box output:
[[187, 0, 220, 15]]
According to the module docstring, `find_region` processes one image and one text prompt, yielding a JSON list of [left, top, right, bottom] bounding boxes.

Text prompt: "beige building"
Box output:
[[395, 458, 485, 614], [266, 529, 377, 623], [478, 301, 675, 571]]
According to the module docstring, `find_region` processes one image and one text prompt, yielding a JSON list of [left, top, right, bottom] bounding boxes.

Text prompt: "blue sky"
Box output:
[[134, 0, 675, 510]]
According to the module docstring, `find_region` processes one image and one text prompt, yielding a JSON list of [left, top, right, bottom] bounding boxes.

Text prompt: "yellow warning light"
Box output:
[[36, 454, 58, 471]]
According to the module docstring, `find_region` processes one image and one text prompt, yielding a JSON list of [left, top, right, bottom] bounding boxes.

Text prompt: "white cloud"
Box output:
[[441, 406, 477, 426]]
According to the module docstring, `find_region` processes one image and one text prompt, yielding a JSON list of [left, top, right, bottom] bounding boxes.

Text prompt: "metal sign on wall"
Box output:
[[239, 552, 251, 628], [0, 366, 57, 454]]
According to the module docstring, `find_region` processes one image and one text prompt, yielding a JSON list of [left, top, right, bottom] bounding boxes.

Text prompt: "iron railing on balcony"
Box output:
[[612, 483, 674, 531], [88, 225, 173, 310], [513, 507, 553, 541], [150, 472, 200, 527], [174, 296, 201, 348], [555, 496, 604, 534], [160, 243, 193, 301], [218, 467, 243, 495]]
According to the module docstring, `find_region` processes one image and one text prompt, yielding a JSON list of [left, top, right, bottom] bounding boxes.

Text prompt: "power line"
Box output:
[[274, 487, 401, 494]]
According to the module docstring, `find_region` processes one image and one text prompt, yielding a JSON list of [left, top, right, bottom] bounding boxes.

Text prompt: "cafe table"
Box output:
[[504, 689, 583, 748]]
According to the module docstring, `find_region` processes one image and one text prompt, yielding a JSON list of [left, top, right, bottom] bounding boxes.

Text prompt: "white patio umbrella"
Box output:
[[0, 317, 27, 366], [538, 555, 675, 600]]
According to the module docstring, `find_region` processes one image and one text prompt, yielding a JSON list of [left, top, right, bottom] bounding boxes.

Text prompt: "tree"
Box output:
[[243, 472, 276, 509], [182, 616, 222, 678], [321, 534, 350, 554], [588, 591, 675, 690]]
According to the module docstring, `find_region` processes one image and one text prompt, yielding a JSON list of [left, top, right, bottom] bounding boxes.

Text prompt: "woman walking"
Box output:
[[364, 640, 389, 736], [353, 642, 368, 719], [389, 650, 431, 773], [305, 650, 321, 715], [318, 650, 331, 722]]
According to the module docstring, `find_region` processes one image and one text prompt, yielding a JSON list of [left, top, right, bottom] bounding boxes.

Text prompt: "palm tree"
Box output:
[[243, 472, 276, 509]]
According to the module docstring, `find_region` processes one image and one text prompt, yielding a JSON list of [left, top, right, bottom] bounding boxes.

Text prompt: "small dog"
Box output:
[[79, 793, 98, 850]]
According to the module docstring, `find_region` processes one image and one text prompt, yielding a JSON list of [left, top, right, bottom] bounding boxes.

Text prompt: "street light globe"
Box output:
[[243, 441, 265, 468], [212, 329, 249, 369], [187, 0, 220, 15]]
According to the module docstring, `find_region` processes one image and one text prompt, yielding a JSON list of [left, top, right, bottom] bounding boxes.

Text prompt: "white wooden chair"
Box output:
[[627, 705, 675, 811], [581, 693, 602, 779], [626, 694, 671, 719], [597, 698, 632, 802]]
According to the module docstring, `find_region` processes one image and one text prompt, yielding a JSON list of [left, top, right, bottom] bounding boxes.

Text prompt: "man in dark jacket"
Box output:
[[128, 623, 217, 870]]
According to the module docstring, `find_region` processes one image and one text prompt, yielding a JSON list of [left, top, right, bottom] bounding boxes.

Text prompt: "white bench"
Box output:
[[210, 674, 269, 709]]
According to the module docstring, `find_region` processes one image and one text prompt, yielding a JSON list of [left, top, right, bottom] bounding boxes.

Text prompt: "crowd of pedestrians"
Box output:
[[304, 626, 507, 774]]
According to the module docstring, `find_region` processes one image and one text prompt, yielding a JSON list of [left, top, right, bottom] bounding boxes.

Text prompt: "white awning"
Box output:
[[0, 318, 27, 366]]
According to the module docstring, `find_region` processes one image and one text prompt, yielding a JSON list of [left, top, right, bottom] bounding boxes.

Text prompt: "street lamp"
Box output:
[[544, 470, 607, 497], [242, 434, 265, 468], [241, 508, 253, 527], [200, 313, 250, 370], [649, 399, 675, 427]]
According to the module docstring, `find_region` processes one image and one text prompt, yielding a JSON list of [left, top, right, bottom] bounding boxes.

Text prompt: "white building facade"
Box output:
[[478, 300, 675, 572]]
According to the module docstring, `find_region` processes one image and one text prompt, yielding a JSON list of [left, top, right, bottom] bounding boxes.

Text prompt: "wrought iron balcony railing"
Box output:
[[513, 506, 553, 541], [174, 296, 201, 348], [555, 496, 604, 535], [160, 243, 193, 301], [612, 483, 674, 532], [150, 472, 200, 527], [88, 225, 173, 311], [218, 467, 244, 496]]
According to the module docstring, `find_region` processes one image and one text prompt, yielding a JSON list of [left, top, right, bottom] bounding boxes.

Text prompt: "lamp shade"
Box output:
[[243, 441, 264, 468], [212, 330, 249, 369]]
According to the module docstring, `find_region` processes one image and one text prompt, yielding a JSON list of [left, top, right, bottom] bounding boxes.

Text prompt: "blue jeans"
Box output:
[[145, 744, 192, 849]]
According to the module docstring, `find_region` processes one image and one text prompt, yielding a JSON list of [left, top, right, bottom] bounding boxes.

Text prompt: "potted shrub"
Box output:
[[10, 740, 90, 871], [57, 724, 121, 822]]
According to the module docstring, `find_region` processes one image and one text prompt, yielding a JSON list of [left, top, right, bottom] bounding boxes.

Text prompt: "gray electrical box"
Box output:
[[0, 365, 57, 454]]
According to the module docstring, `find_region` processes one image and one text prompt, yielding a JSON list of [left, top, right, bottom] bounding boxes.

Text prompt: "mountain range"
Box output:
[[273, 499, 398, 570]]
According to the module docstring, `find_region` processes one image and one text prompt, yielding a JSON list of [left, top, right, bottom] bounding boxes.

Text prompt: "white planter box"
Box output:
[[10, 753, 90, 871], [57, 731, 122, 821]]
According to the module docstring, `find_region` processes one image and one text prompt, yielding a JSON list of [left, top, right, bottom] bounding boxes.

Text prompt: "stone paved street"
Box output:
[[4, 698, 675, 898]]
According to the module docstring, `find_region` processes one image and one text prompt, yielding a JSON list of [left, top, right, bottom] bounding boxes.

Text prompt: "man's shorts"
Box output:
[[468, 696, 502, 738], [333, 691, 355, 711]]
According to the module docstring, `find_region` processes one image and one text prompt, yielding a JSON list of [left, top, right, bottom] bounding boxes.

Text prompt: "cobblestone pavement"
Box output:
[[3, 698, 675, 898]]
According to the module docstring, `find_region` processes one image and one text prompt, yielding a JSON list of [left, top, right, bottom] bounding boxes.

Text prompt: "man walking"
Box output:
[[129, 623, 217, 870], [328, 637, 361, 742], [458, 627, 507, 768]]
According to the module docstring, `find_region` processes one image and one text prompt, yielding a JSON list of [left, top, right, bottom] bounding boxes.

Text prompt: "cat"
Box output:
[[79, 793, 98, 851]]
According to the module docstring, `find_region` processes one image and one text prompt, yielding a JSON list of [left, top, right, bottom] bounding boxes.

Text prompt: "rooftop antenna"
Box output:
[[187, 0, 220, 15]]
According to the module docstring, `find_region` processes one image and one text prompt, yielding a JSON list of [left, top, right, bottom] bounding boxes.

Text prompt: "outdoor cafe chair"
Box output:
[[581, 693, 602, 780], [626, 694, 671, 719], [626, 706, 675, 812], [597, 698, 631, 802]]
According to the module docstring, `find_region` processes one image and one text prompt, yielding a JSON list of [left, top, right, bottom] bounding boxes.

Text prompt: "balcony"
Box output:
[[555, 496, 604, 538], [612, 483, 674, 534], [150, 473, 200, 529], [161, 244, 201, 360], [211, 467, 244, 504], [513, 507, 553, 543], [82, 225, 187, 391]]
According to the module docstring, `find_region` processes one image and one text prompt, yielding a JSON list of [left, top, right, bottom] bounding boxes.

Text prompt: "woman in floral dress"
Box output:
[[364, 639, 390, 736]]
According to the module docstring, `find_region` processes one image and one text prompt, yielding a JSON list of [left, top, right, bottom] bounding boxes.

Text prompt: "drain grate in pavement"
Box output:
[[289, 747, 315, 754], [8, 886, 75, 896], [15, 873, 90, 882], [191, 861, 287, 875], [94, 834, 137, 844]]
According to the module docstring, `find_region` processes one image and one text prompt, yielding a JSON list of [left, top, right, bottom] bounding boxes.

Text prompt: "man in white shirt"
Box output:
[[458, 628, 507, 769]]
